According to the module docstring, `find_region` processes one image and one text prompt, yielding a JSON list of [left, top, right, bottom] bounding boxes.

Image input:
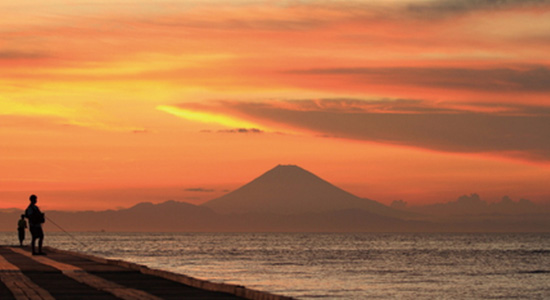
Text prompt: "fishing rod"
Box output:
[[45, 215, 87, 248]]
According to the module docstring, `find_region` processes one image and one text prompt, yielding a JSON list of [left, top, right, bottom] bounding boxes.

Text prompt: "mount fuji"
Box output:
[[202, 164, 408, 218]]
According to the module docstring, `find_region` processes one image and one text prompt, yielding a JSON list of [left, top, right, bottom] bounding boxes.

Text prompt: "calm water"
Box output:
[[1, 232, 549, 299]]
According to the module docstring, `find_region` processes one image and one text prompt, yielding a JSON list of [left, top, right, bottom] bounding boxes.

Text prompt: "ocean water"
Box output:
[[1, 232, 549, 299]]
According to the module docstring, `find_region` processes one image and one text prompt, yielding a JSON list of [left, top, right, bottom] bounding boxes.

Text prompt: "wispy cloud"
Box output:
[[405, 0, 550, 18], [292, 66, 550, 93], [0, 98, 146, 133], [0, 51, 49, 60], [216, 128, 264, 134], [175, 99, 550, 161], [157, 105, 268, 130], [184, 188, 215, 193]]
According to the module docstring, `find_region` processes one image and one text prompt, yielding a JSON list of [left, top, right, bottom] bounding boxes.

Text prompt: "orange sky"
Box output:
[[1, 0, 549, 211]]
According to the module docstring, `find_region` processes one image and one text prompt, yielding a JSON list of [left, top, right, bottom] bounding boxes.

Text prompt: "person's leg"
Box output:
[[38, 237, 43, 253], [31, 236, 37, 254], [30, 226, 38, 254], [37, 227, 44, 254]]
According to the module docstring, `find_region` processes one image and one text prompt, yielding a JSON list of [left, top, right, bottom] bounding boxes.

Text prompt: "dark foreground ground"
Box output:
[[0, 245, 292, 300]]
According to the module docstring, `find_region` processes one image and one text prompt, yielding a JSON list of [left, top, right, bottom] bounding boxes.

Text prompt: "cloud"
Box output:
[[405, 0, 550, 18], [411, 193, 544, 215], [0, 109, 146, 134], [273, 98, 463, 114], [217, 128, 264, 134], [222, 98, 550, 116], [390, 200, 408, 209], [292, 66, 550, 93], [184, 188, 215, 193], [132, 129, 149, 134], [3, 1, 548, 87], [0, 51, 48, 60], [142, 11, 329, 32], [178, 99, 550, 161]]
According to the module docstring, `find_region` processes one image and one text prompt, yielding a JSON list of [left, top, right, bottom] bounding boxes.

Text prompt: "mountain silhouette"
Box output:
[[1, 187, 548, 232], [202, 164, 408, 218], [38, 200, 218, 232], [0, 201, 430, 232]]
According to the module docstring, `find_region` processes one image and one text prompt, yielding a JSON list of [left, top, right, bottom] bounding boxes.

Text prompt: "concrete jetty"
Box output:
[[0, 245, 294, 300]]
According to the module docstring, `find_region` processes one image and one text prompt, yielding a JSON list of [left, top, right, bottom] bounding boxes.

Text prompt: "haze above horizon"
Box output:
[[1, 0, 549, 211]]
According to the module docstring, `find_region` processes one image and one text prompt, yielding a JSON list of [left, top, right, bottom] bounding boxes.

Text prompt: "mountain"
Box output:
[[46, 200, 218, 232], [2, 200, 546, 232], [1, 198, 548, 233], [0, 201, 433, 233], [405, 194, 546, 216], [392, 194, 550, 228], [0, 201, 219, 232], [202, 164, 410, 218], [2, 165, 545, 232]]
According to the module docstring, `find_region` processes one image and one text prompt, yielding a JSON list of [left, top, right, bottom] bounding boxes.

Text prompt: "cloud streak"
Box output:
[[0, 51, 49, 60], [184, 188, 215, 193], [175, 99, 550, 162], [405, 0, 550, 18], [216, 128, 264, 134], [292, 66, 550, 93]]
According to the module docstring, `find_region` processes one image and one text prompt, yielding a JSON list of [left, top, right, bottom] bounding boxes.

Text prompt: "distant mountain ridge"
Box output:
[[393, 194, 549, 217], [1, 165, 548, 232], [1, 199, 547, 233], [202, 164, 408, 218]]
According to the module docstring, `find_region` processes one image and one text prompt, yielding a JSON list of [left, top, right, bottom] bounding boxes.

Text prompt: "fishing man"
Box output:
[[25, 194, 46, 255]]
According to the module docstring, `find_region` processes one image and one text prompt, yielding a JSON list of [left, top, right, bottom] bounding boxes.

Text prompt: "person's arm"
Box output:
[[25, 206, 37, 223], [25, 207, 33, 219]]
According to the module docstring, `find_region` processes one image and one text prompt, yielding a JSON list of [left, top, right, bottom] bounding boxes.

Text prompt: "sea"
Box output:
[[1, 232, 549, 299]]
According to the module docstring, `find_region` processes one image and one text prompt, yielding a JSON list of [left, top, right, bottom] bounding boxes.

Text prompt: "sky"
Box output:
[[1, 0, 550, 211]]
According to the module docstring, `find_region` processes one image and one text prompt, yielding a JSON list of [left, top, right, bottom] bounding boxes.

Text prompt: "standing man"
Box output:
[[25, 194, 46, 255], [17, 214, 27, 246]]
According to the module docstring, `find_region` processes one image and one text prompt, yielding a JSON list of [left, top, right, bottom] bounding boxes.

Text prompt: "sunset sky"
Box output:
[[1, 0, 549, 211]]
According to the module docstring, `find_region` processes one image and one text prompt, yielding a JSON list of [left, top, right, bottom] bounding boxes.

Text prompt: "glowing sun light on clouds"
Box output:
[[157, 105, 269, 131], [2, 0, 550, 210]]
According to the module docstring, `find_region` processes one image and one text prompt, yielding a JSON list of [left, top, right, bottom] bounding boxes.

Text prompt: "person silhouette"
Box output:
[[25, 194, 46, 255], [17, 214, 27, 246]]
